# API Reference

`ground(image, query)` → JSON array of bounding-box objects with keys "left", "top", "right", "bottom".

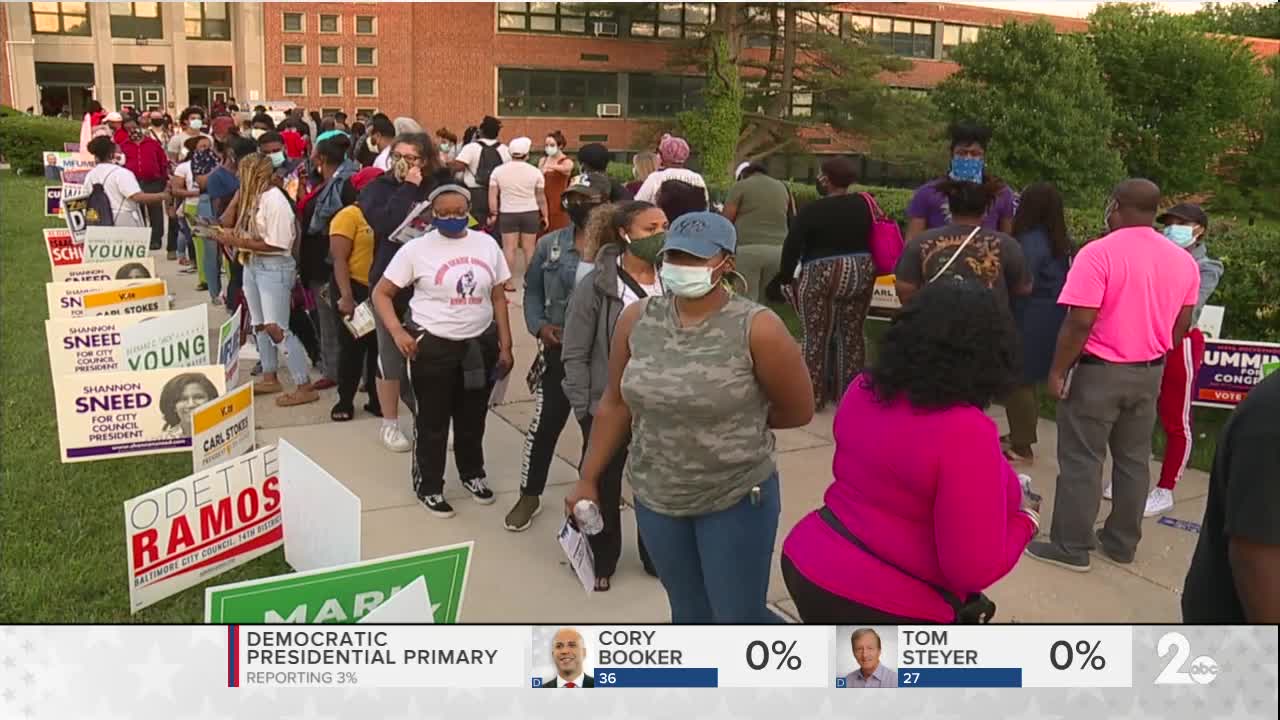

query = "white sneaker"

[
  {"left": 380, "top": 424, "right": 411, "bottom": 453},
  {"left": 1144, "top": 487, "right": 1174, "bottom": 517},
  {"left": 1102, "top": 483, "right": 1112, "bottom": 500}
]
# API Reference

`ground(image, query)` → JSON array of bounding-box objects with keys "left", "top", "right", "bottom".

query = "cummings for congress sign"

[
  {"left": 53, "top": 365, "right": 225, "bottom": 463},
  {"left": 125, "top": 444, "right": 283, "bottom": 613},
  {"left": 1194, "top": 339, "right": 1280, "bottom": 409}
]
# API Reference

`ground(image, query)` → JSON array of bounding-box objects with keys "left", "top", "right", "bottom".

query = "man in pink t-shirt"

[{"left": 1026, "top": 179, "right": 1199, "bottom": 572}]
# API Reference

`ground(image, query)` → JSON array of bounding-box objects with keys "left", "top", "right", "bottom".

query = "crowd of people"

[{"left": 73, "top": 96, "right": 1275, "bottom": 623}]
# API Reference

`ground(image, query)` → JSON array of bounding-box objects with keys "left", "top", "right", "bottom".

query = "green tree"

[
  {"left": 1188, "top": 1, "right": 1280, "bottom": 39},
  {"left": 1216, "top": 55, "right": 1280, "bottom": 219},
  {"left": 932, "top": 20, "right": 1123, "bottom": 203},
  {"left": 1088, "top": 3, "right": 1265, "bottom": 196}
]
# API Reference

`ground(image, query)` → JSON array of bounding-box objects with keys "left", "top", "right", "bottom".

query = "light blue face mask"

[
  {"left": 1162, "top": 224, "right": 1198, "bottom": 248},
  {"left": 268, "top": 150, "right": 286, "bottom": 168},
  {"left": 660, "top": 259, "right": 726, "bottom": 299},
  {"left": 949, "top": 155, "right": 985, "bottom": 184}
]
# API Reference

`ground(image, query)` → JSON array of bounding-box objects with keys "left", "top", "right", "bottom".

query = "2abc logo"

[{"left": 1154, "top": 631, "right": 1220, "bottom": 685}]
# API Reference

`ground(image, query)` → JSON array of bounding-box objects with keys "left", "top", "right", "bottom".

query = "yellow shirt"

[{"left": 329, "top": 204, "right": 375, "bottom": 286}]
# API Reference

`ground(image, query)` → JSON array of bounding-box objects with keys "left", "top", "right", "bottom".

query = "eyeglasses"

[{"left": 391, "top": 153, "right": 422, "bottom": 163}]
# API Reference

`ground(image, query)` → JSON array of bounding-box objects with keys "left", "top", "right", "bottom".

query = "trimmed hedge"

[{"left": 0, "top": 113, "right": 82, "bottom": 175}]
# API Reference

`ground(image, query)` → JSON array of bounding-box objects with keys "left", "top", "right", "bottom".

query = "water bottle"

[{"left": 573, "top": 499, "right": 604, "bottom": 536}]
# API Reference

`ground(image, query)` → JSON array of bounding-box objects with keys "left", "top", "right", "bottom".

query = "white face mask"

[
  {"left": 251, "top": 128, "right": 266, "bottom": 140},
  {"left": 545, "top": 145, "right": 559, "bottom": 156},
  {"left": 189, "top": 118, "right": 204, "bottom": 131}
]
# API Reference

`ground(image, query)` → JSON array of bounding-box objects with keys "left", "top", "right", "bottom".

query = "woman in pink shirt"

[{"left": 781, "top": 281, "right": 1040, "bottom": 623}]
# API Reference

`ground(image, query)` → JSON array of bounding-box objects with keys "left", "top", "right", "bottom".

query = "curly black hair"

[{"left": 863, "top": 282, "right": 1019, "bottom": 410}]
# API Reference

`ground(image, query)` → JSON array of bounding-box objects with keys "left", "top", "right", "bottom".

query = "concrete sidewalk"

[{"left": 173, "top": 253, "right": 1203, "bottom": 624}]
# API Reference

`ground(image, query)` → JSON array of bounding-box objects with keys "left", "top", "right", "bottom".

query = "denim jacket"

[
  {"left": 307, "top": 159, "right": 360, "bottom": 235},
  {"left": 523, "top": 226, "right": 581, "bottom": 337}
]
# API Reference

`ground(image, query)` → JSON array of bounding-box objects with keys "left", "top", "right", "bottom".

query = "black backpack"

[
  {"left": 474, "top": 142, "right": 504, "bottom": 188},
  {"left": 84, "top": 166, "right": 121, "bottom": 226}
]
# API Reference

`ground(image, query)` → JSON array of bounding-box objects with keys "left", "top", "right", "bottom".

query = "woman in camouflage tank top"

[{"left": 567, "top": 212, "right": 814, "bottom": 623}]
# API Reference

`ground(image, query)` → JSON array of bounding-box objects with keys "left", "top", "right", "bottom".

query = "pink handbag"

[{"left": 862, "top": 192, "right": 905, "bottom": 275}]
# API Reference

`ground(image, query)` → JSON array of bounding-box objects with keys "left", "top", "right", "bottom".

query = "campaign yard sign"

[
  {"left": 51, "top": 257, "right": 155, "bottom": 283},
  {"left": 218, "top": 307, "right": 243, "bottom": 387},
  {"left": 44, "top": 228, "right": 83, "bottom": 268},
  {"left": 60, "top": 186, "right": 92, "bottom": 244},
  {"left": 84, "top": 227, "right": 151, "bottom": 262},
  {"left": 45, "top": 313, "right": 164, "bottom": 377},
  {"left": 871, "top": 275, "right": 901, "bottom": 311},
  {"left": 125, "top": 445, "right": 283, "bottom": 613},
  {"left": 120, "top": 304, "right": 209, "bottom": 371},
  {"left": 191, "top": 383, "right": 255, "bottom": 472},
  {"left": 205, "top": 543, "right": 473, "bottom": 624},
  {"left": 356, "top": 577, "right": 436, "bottom": 623},
  {"left": 53, "top": 365, "right": 225, "bottom": 463},
  {"left": 1193, "top": 339, "right": 1280, "bottom": 409},
  {"left": 277, "top": 439, "right": 361, "bottom": 572},
  {"left": 45, "top": 185, "right": 64, "bottom": 216},
  {"left": 46, "top": 279, "right": 167, "bottom": 319}
]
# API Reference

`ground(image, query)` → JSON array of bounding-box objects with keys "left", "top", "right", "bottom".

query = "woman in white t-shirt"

[
  {"left": 216, "top": 153, "right": 319, "bottom": 408},
  {"left": 169, "top": 135, "right": 210, "bottom": 272},
  {"left": 487, "top": 136, "right": 548, "bottom": 286},
  {"left": 82, "top": 136, "right": 168, "bottom": 227},
  {"left": 373, "top": 183, "right": 515, "bottom": 519}
]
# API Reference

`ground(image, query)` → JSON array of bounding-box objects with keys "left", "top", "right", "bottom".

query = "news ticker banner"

[{"left": 0, "top": 626, "right": 1274, "bottom": 720}]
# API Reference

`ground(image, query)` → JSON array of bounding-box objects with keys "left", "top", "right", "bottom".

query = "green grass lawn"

[{"left": 0, "top": 171, "right": 290, "bottom": 622}]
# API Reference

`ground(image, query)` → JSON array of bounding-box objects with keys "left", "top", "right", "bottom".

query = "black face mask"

[
  {"left": 567, "top": 202, "right": 599, "bottom": 228},
  {"left": 150, "top": 118, "right": 164, "bottom": 127}
]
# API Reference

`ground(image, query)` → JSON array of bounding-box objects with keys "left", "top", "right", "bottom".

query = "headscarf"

[{"left": 658, "top": 134, "right": 691, "bottom": 165}]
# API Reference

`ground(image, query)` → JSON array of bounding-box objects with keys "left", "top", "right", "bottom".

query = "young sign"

[
  {"left": 45, "top": 313, "right": 163, "bottom": 377},
  {"left": 120, "top": 304, "right": 209, "bottom": 371},
  {"left": 205, "top": 543, "right": 473, "bottom": 624},
  {"left": 53, "top": 365, "right": 225, "bottom": 463},
  {"left": 191, "top": 383, "right": 255, "bottom": 472},
  {"left": 46, "top": 279, "right": 167, "bottom": 319},
  {"left": 50, "top": 257, "right": 155, "bottom": 284},
  {"left": 84, "top": 227, "right": 151, "bottom": 263},
  {"left": 44, "top": 228, "right": 83, "bottom": 268},
  {"left": 125, "top": 445, "right": 283, "bottom": 613},
  {"left": 1193, "top": 339, "right": 1280, "bottom": 409}
]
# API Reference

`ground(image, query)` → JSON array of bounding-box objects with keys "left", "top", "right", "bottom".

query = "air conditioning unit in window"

[
  {"left": 596, "top": 103, "right": 622, "bottom": 117},
  {"left": 593, "top": 21, "right": 619, "bottom": 36}
]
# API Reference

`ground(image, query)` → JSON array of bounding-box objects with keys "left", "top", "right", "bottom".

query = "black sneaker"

[
  {"left": 1093, "top": 529, "right": 1134, "bottom": 565},
  {"left": 1024, "top": 541, "right": 1091, "bottom": 572},
  {"left": 461, "top": 477, "right": 496, "bottom": 505},
  {"left": 418, "top": 494, "right": 455, "bottom": 518}
]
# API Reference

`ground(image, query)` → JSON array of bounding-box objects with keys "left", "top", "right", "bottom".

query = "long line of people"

[{"left": 81, "top": 100, "right": 1259, "bottom": 622}]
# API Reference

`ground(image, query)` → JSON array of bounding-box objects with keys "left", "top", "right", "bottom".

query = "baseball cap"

[
  {"left": 104, "top": 111, "right": 123, "bottom": 123},
  {"left": 564, "top": 171, "right": 610, "bottom": 201},
  {"left": 661, "top": 211, "right": 737, "bottom": 259},
  {"left": 1157, "top": 202, "right": 1209, "bottom": 230},
  {"left": 509, "top": 136, "right": 532, "bottom": 156}
]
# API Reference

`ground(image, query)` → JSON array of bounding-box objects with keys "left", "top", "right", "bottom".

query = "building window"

[
  {"left": 284, "top": 77, "right": 305, "bottom": 95},
  {"left": 942, "top": 24, "right": 982, "bottom": 59},
  {"left": 321, "top": 107, "right": 343, "bottom": 118},
  {"left": 869, "top": 17, "right": 934, "bottom": 58},
  {"left": 282, "top": 12, "right": 303, "bottom": 32},
  {"left": 629, "top": 3, "right": 713, "bottom": 39},
  {"left": 355, "top": 47, "right": 376, "bottom": 66},
  {"left": 283, "top": 45, "right": 304, "bottom": 64},
  {"left": 355, "top": 107, "right": 378, "bottom": 120},
  {"left": 355, "top": 15, "right": 375, "bottom": 34},
  {"left": 796, "top": 9, "right": 841, "bottom": 37},
  {"left": 30, "top": 2, "right": 91, "bottom": 35},
  {"left": 790, "top": 89, "right": 813, "bottom": 118},
  {"left": 498, "top": 68, "right": 619, "bottom": 117},
  {"left": 319, "top": 14, "right": 339, "bottom": 33},
  {"left": 627, "top": 73, "right": 705, "bottom": 117},
  {"left": 498, "top": 2, "right": 615, "bottom": 35},
  {"left": 320, "top": 46, "right": 340, "bottom": 65},
  {"left": 109, "top": 2, "right": 163, "bottom": 39},
  {"left": 320, "top": 77, "right": 341, "bottom": 96},
  {"left": 185, "top": 2, "right": 231, "bottom": 40},
  {"left": 356, "top": 78, "right": 377, "bottom": 97}
]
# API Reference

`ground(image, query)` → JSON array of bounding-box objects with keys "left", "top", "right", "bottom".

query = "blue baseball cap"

[{"left": 660, "top": 211, "right": 737, "bottom": 259}]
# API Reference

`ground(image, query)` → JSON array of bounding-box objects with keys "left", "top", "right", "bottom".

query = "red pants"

[{"left": 1156, "top": 328, "right": 1206, "bottom": 490}]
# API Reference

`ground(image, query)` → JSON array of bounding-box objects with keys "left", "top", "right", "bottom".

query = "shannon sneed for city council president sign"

[
  {"left": 45, "top": 313, "right": 164, "bottom": 377},
  {"left": 54, "top": 365, "right": 225, "bottom": 463},
  {"left": 51, "top": 257, "right": 155, "bottom": 283},
  {"left": 125, "top": 445, "right": 283, "bottom": 613}
]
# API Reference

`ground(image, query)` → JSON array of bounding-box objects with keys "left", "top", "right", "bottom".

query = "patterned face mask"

[{"left": 391, "top": 157, "right": 412, "bottom": 182}]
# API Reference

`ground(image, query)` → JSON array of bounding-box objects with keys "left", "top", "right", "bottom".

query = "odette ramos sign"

[
  {"left": 51, "top": 257, "right": 155, "bottom": 284},
  {"left": 53, "top": 365, "right": 225, "bottom": 463},
  {"left": 125, "top": 444, "right": 283, "bottom": 613},
  {"left": 45, "top": 313, "right": 164, "bottom": 377}
]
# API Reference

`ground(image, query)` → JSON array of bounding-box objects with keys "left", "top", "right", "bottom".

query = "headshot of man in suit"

[
  {"left": 845, "top": 628, "right": 897, "bottom": 688},
  {"left": 542, "top": 627, "right": 594, "bottom": 688}
]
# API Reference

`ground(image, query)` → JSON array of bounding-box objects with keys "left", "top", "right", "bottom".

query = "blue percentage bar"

[
  {"left": 899, "top": 668, "right": 1022, "bottom": 688},
  {"left": 595, "top": 667, "right": 718, "bottom": 688}
]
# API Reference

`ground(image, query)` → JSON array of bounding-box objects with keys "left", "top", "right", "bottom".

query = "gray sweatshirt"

[
  {"left": 1190, "top": 243, "right": 1224, "bottom": 325},
  {"left": 560, "top": 242, "right": 628, "bottom": 420}
]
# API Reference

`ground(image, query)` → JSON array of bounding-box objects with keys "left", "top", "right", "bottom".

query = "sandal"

[
  {"left": 276, "top": 388, "right": 320, "bottom": 407},
  {"left": 594, "top": 576, "right": 612, "bottom": 592},
  {"left": 1003, "top": 447, "right": 1035, "bottom": 466},
  {"left": 330, "top": 403, "right": 354, "bottom": 422},
  {"left": 254, "top": 379, "right": 283, "bottom": 395}
]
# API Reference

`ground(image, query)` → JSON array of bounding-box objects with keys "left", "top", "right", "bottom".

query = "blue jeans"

[
  {"left": 242, "top": 254, "right": 311, "bottom": 387},
  {"left": 203, "top": 228, "right": 224, "bottom": 300},
  {"left": 634, "top": 473, "right": 783, "bottom": 623}
]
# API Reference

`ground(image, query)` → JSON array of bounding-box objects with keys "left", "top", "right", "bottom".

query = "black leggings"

[
  {"left": 331, "top": 279, "right": 380, "bottom": 412},
  {"left": 780, "top": 554, "right": 937, "bottom": 624}
]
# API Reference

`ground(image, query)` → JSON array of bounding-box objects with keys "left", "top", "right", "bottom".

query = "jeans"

[
  {"left": 408, "top": 327, "right": 498, "bottom": 497},
  {"left": 309, "top": 278, "right": 341, "bottom": 382},
  {"left": 520, "top": 346, "right": 574, "bottom": 497},
  {"left": 203, "top": 229, "right": 224, "bottom": 300},
  {"left": 634, "top": 473, "right": 783, "bottom": 623},
  {"left": 243, "top": 254, "right": 311, "bottom": 387}
]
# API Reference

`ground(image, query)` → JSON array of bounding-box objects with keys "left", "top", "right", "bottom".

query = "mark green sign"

[{"left": 205, "top": 542, "right": 472, "bottom": 624}]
